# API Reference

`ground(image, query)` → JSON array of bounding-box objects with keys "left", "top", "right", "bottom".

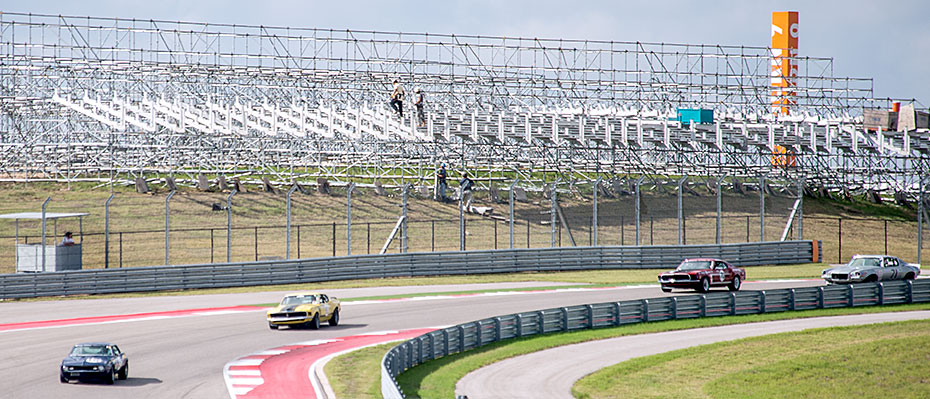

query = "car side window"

[
  {"left": 112, "top": 345, "right": 121, "bottom": 355},
  {"left": 320, "top": 295, "right": 328, "bottom": 303}
]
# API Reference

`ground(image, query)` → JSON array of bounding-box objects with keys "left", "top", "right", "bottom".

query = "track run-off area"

[{"left": 0, "top": 279, "right": 849, "bottom": 399}]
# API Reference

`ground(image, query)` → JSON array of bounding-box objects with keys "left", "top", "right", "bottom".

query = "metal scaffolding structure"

[{"left": 1, "top": 11, "right": 927, "bottom": 195}]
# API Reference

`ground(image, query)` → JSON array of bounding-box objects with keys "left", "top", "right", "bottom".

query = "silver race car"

[{"left": 822, "top": 255, "right": 920, "bottom": 284}]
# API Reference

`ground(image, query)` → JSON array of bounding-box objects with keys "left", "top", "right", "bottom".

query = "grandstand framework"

[{"left": 1, "top": 11, "right": 928, "bottom": 197}]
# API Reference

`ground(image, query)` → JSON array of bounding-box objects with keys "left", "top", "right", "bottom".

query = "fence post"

[
  {"left": 716, "top": 175, "right": 729, "bottom": 244},
  {"left": 165, "top": 190, "right": 175, "bottom": 266},
  {"left": 593, "top": 177, "right": 601, "bottom": 246},
  {"left": 285, "top": 184, "right": 297, "bottom": 260},
  {"left": 729, "top": 292, "right": 736, "bottom": 315},
  {"left": 458, "top": 183, "right": 465, "bottom": 251},
  {"left": 877, "top": 283, "right": 884, "bottom": 306},
  {"left": 838, "top": 218, "right": 842, "bottom": 263},
  {"left": 254, "top": 226, "right": 259, "bottom": 261},
  {"left": 884, "top": 220, "right": 888, "bottom": 255},
  {"left": 119, "top": 231, "right": 123, "bottom": 267},
  {"left": 515, "top": 314, "right": 523, "bottom": 337},
  {"left": 917, "top": 176, "right": 924, "bottom": 265},
  {"left": 847, "top": 285, "right": 855, "bottom": 307},
  {"left": 759, "top": 174, "right": 765, "bottom": 241},
  {"left": 402, "top": 184, "right": 410, "bottom": 253},
  {"left": 641, "top": 299, "right": 649, "bottom": 322},
  {"left": 759, "top": 291, "right": 767, "bottom": 313},
  {"left": 789, "top": 288, "right": 796, "bottom": 310},
  {"left": 797, "top": 175, "right": 804, "bottom": 240},
  {"left": 550, "top": 181, "right": 559, "bottom": 247},
  {"left": 332, "top": 222, "right": 336, "bottom": 256},
  {"left": 509, "top": 178, "right": 519, "bottom": 249},
  {"left": 635, "top": 177, "right": 644, "bottom": 245},
  {"left": 226, "top": 188, "right": 237, "bottom": 263},
  {"left": 41, "top": 197, "right": 50, "bottom": 272},
  {"left": 347, "top": 183, "right": 356, "bottom": 255},
  {"left": 614, "top": 302, "right": 622, "bottom": 326},
  {"left": 677, "top": 176, "right": 686, "bottom": 245},
  {"left": 670, "top": 297, "right": 678, "bottom": 319},
  {"left": 104, "top": 194, "right": 115, "bottom": 269}
]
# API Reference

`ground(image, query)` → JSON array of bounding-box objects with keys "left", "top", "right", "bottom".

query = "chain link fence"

[{"left": 0, "top": 179, "right": 925, "bottom": 274}]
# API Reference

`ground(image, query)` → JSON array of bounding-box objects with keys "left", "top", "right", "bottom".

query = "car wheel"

[
  {"left": 729, "top": 276, "right": 741, "bottom": 291},
  {"left": 105, "top": 368, "right": 116, "bottom": 385},
  {"left": 865, "top": 275, "right": 878, "bottom": 283},
  {"left": 118, "top": 362, "right": 128, "bottom": 380},
  {"left": 60, "top": 374, "right": 68, "bottom": 383},
  {"left": 904, "top": 273, "right": 916, "bottom": 280},
  {"left": 698, "top": 277, "right": 710, "bottom": 293},
  {"left": 268, "top": 323, "right": 279, "bottom": 330},
  {"left": 307, "top": 314, "right": 320, "bottom": 330},
  {"left": 661, "top": 286, "right": 672, "bottom": 293},
  {"left": 328, "top": 309, "right": 340, "bottom": 326}
]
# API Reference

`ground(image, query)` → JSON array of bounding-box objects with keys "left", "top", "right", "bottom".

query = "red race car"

[{"left": 658, "top": 258, "right": 745, "bottom": 293}]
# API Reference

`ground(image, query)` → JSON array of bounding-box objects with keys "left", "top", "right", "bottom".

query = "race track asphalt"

[{"left": 0, "top": 279, "right": 823, "bottom": 399}]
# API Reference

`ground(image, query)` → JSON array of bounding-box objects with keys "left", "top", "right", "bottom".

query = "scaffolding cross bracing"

[{"left": 1, "top": 11, "right": 927, "bottom": 196}]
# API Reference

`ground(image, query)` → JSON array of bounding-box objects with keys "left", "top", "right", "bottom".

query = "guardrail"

[
  {"left": 0, "top": 240, "right": 818, "bottom": 299},
  {"left": 381, "top": 278, "right": 930, "bottom": 399}
]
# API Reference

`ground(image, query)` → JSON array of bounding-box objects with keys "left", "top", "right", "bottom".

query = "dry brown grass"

[{"left": 0, "top": 181, "right": 923, "bottom": 274}]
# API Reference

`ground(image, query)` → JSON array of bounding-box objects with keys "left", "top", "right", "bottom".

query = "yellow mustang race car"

[{"left": 266, "top": 292, "right": 341, "bottom": 330}]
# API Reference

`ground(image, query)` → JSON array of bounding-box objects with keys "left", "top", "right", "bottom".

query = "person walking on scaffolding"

[
  {"left": 390, "top": 79, "right": 405, "bottom": 118},
  {"left": 414, "top": 87, "right": 426, "bottom": 127}
]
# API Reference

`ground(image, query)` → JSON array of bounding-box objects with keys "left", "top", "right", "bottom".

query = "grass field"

[
  {"left": 574, "top": 318, "right": 930, "bottom": 399},
  {"left": 388, "top": 303, "right": 930, "bottom": 399}
]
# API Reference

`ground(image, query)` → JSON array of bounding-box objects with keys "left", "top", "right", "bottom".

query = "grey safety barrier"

[
  {"left": 381, "top": 279, "right": 930, "bottom": 399},
  {"left": 0, "top": 240, "right": 819, "bottom": 299}
]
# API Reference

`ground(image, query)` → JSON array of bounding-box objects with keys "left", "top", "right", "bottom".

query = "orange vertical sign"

[{"left": 771, "top": 11, "right": 798, "bottom": 115}]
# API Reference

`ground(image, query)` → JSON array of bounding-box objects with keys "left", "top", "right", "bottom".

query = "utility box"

[
  {"left": 677, "top": 108, "right": 714, "bottom": 125},
  {"left": 896, "top": 104, "right": 930, "bottom": 132},
  {"left": 16, "top": 243, "right": 83, "bottom": 272},
  {"left": 863, "top": 109, "right": 898, "bottom": 131}
]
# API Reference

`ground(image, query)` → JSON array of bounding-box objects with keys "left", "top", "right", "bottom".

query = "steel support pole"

[
  {"left": 459, "top": 185, "right": 465, "bottom": 251},
  {"left": 509, "top": 178, "right": 520, "bottom": 249},
  {"left": 226, "top": 189, "right": 238, "bottom": 262},
  {"left": 759, "top": 175, "right": 766, "bottom": 242},
  {"left": 402, "top": 184, "right": 409, "bottom": 253},
  {"left": 677, "top": 176, "right": 687, "bottom": 245},
  {"left": 593, "top": 177, "right": 602, "bottom": 246},
  {"left": 797, "top": 175, "right": 804, "bottom": 240},
  {"left": 635, "top": 177, "right": 644, "bottom": 245},
  {"left": 165, "top": 190, "right": 175, "bottom": 265},
  {"left": 41, "top": 197, "right": 50, "bottom": 272},
  {"left": 716, "top": 175, "right": 728, "bottom": 244},
  {"left": 285, "top": 184, "right": 297, "bottom": 259},
  {"left": 550, "top": 181, "right": 558, "bottom": 247},
  {"left": 918, "top": 183, "right": 927, "bottom": 262},
  {"left": 347, "top": 183, "right": 356, "bottom": 255},
  {"left": 105, "top": 194, "right": 115, "bottom": 269}
]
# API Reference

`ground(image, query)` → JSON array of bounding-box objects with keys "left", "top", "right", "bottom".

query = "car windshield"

[
  {"left": 70, "top": 345, "right": 111, "bottom": 356},
  {"left": 676, "top": 260, "right": 711, "bottom": 271},
  {"left": 281, "top": 295, "right": 317, "bottom": 306},
  {"left": 848, "top": 257, "right": 881, "bottom": 268}
]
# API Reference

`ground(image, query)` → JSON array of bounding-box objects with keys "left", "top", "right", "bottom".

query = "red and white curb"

[
  {"left": 0, "top": 305, "right": 266, "bottom": 334},
  {"left": 223, "top": 328, "right": 438, "bottom": 399}
]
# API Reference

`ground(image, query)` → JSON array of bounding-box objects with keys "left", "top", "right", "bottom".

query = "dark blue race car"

[{"left": 60, "top": 343, "right": 129, "bottom": 384}]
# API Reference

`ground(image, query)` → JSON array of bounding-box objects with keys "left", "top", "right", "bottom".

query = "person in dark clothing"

[
  {"left": 390, "top": 79, "right": 405, "bottom": 118},
  {"left": 437, "top": 163, "right": 448, "bottom": 202}
]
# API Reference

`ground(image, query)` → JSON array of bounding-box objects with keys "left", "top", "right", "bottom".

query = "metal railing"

[
  {"left": 0, "top": 240, "right": 818, "bottom": 299},
  {"left": 381, "top": 279, "right": 930, "bottom": 399}
]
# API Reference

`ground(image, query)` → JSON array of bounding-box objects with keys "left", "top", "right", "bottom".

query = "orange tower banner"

[{"left": 771, "top": 11, "right": 798, "bottom": 115}]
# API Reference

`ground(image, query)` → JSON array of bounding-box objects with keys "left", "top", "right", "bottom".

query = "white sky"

[{"left": 5, "top": 0, "right": 929, "bottom": 106}]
